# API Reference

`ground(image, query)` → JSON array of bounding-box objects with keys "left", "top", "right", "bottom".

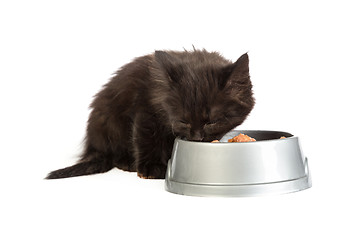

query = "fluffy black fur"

[{"left": 46, "top": 49, "right": 255, "bottom": 179}]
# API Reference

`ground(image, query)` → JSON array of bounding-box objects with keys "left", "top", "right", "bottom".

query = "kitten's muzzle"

[
  {"left": 188, "top": 130, "right": 204, "bottom": 142},
  {"left": 188, "top": 137, "right": 204, "bottom": 142}
]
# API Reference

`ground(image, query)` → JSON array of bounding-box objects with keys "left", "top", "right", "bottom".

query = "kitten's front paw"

[
  {"left": 137, "top": 164, "right": 166, "bottom": 179},
  {"left": 137, "top": 173, "right": 157, "bottom": 179}
]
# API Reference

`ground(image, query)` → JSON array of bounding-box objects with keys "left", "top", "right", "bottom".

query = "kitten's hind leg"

[{"left": 113, "top": 148, "right": 137, "bottom": 173}]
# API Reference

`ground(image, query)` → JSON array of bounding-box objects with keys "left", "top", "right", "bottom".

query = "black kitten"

[{"left": 46, "top": 49, "right": 255, "bottom": 179}]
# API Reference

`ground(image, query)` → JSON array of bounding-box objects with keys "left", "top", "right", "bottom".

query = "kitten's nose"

[
  {"left": 190, "top": 131, "right": 204, "bottom": 142},
  {"left": 190, "top": 137, "right": 204, "bottom": 142}
]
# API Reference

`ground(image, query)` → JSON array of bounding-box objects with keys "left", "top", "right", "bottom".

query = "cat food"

[
  {"left": 211, "top": 133, "right": 256, "bottom": 143},
  {"left": 211, "top": 134, "right": 286, "bottom": 143},
  {"left": 228, "top": 133, "right": 256, "bottom": 142}
]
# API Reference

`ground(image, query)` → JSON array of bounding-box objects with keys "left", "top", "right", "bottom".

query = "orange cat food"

[
  {"left": 228, "top": 133, "right": 256, "bottom": 142},
  {"left": 212, "top": 134, "right": 286, "bottom": 143}
]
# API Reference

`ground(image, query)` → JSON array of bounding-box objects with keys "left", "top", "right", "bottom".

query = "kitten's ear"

[
  {"left": 155, "top": 51, "right": 182, "bottom": 81},
  {"left": 230, "top": 53, "right": 249, "bottom": 79},
  {"left": 155, "top": 51, "right": 176, "bottom": 67},
  {"left": 220, "top": 53, "right": 250, "bottom": 88}
]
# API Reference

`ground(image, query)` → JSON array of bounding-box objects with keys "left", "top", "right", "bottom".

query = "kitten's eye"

[
  {"left": 204, "top": 123, "right": 215, "bottom": 128},
  {"left": 179, "top": 120, "right": 191, "bottom": 128},
  {"left": 203, "top": 119, "right": 224, "bottom": 132},
  {"left": 205, "top": 119, "right": 221, "bottom": 126},
  {"left": 203, "top": 121, "right": 218, "bottom": 130}
]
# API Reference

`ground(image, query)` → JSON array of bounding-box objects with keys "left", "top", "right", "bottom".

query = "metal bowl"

[{"left": 165, "top": 130, "right": 311, "bottom": 197}]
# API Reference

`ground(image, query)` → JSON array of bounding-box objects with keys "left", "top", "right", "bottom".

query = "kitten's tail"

[{"left": 45, "top": 158, "right": 113, "bottom": 179}]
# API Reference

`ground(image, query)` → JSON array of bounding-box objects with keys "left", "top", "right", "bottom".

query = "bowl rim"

[{"left": 177, "top": 129, "right": 296, "bottom": 144}]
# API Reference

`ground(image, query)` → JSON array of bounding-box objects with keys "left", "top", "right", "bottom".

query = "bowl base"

[{"left": 165, "top": 174, "right": 311, "bottom": 197}]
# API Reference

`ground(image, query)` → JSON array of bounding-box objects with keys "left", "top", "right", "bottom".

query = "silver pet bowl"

[{"left": 165, "top": 130, "right": 311, "bottom": 197}]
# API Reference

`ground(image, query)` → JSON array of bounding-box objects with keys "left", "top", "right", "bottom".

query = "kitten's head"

[{"left": 152, "top": 50, "right": 255, "bottom": 142}]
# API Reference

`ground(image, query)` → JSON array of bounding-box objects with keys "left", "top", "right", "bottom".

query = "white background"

[{"left": 1, "top": 0, "right": 359, "bottom": 239}]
